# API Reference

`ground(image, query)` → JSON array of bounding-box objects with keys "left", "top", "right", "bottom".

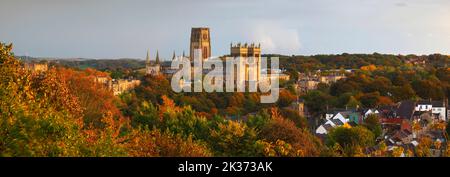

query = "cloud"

[{"left": 245, "top": 21, "right": 301, "bottom": 55}]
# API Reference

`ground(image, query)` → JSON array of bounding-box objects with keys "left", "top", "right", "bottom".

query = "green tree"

[
  {"left": 363, "top": 114, "right": 382, "bottom": 139},
  {"left": 209, "top": 120, "right": 259, "bottom": 156},
  {"left": 326, "top": 126, "right": 374, "bottom": 156}
]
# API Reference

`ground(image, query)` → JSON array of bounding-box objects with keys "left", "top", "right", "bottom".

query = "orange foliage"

[
  {"left": 377, "top": 96, "right": 394, "bottom": 106},
  {"left": 56, "top": 67, "right": 124, "bottom": 128},
  {"left": 259, "top": 110, "right": 323, "bottom": 156},
  {"left": 360, "top": 64, "right": 377, "bottom": 71}
]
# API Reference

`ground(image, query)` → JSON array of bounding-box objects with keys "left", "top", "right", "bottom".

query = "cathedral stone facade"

[
  {"left": 190, "top": 27, "right": 211, "bottom": 60},
  {"left": 230, "top": 42, "right": 261, "bottom": 82},
  {"left": 146, "top": 50, "right": 161, "bottom": 76}
]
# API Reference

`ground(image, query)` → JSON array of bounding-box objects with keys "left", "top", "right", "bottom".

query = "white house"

[
  {"left": 315, "top": 124, "right": 334, "bottom": 135},
  {"left": 415, "top": 101, "right": 432, "bottom": 112},
  {"left": 414, "top": 100, "right": 446, "bottom": 121},
  {"left": 332, "top": 112, "right": 349, "bottom": 124},
  {"left": 325, "top": 113, "right": 334, "bottom": 120},
  {"left": 316, "top": 112, "right": 348, "bottom": 135},
  {"left": 364, "top": 109, "right": 379, "bottom": 118},
  {"left": 315, "top": 125, "right": 327, "bottom": 134}
]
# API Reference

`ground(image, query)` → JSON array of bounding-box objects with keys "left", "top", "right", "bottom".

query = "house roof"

[
  {"left": 381, "top": 118, "right": 403, "bottom": 125},
  {"left": 331, "top": 119, "right": 344, "bottom": 126},
  {"left": 378, "top": 106, "right": 397, "bottom": 119},
  {"left": 431, "top": 101, "right": 444, "bottom": 107},
  {"left": 323, "top": 124, "right": 334, "bottom": 131},
  {"left": 348, "top": 121, "right": 358, "bottom": 127},
  {"left": 417, "top": 100, "right": 432, "bottom": 105},
  {"left": 396, "top": 100, "right": 415, "bottom": 120},
  {"left": 392, "top": 130, "right": 412, "bottom": 140}
]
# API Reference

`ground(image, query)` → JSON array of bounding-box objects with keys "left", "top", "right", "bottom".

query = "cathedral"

[
  {"left": 188, "top": 27, "right": 262, "bottom": 86},
  {"left": 146, "top": 50, "right": 161, "bottom": 76}
]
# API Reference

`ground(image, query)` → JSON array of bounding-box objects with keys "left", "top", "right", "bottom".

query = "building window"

[{"left": 203, "top": 34, "right": 208, "bottom": 40}]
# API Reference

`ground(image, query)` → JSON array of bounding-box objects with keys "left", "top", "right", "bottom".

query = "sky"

[{"left": 1, "top": 0, "right": 450, "bottom": 59}]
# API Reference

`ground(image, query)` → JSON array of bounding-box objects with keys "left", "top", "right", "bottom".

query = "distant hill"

[
  {"left": 16, "top": 53, "right": 449, "bottom": 72},
  {"left": 17, "top": 56, "right": 146, "bottom": 71}
]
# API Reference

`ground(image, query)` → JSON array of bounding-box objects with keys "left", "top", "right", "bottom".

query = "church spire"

[
  {"left": 172, "top": 51, "right": 176, "bottom": 60},
  {"left": 155, "top": 50, "right": 160, "bottom": 64},
  {"left": 182, "top": 50, "right": 186, "bottom": 58},
  {"left": 146, "top": 49, "right": 150, "bottom": 64}
]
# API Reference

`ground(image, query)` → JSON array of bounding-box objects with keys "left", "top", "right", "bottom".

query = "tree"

[
  {"left": 326, "top": 126, "right": 374, "bottom": 156},
  {"left": 259, "top": 110, "right": 323, "bottom": 156},
  {"left": 135, "top": 74, "right": 173, "bottom": 105},
  {"left": 359, "top": 92, "right": 380, "bottom": 108},
  {"left": 415, "top": 136, "right": 432, "bottom": 157},
  {"left": 277, "top": 89, "right": 296, "bottom": 107},
  {"left": 280, "top": 108, "right": 308, "bottom": 129},
  {"left": 255, "top": 139, "right": 303, "bottom": 157},
  {"left": 412, "top": 79, "right": 445, "bottom": 100},
  {"left": 363, "top": 114, "right": 382, "bottom": 139},
  {"left": 0, "top": 43, "right": 124, "bottom": 156},
  {"left": 125, "top": 128, "right": 211, "bottom": 157},
  {"left": 446, "top": 121, "right": 450, "bottom": 140},
  {"left": 209, "top": 120, "right": 259, "bottom": 156},
  {"left": 392, "top": 84, "right": 416, "bottom": 101},
  {"left": 302, "top": 90, "right": 335, "bottom": 116},
  {"left": 391, "top": 147, "right": 404, "bottom": 157},
  {"left": 366, "top": 76, "right": 392, "bottom": 96},
  {"left": 346, "top": 96, "right": 361, "bottom": 109},
  {"left": 56, "top": 67, "right": 124, "bottom": 128}
]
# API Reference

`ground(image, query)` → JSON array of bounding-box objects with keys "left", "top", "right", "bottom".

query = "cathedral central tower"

[{"left": 190, "top": 27, "right": 211, "bottom": 60}]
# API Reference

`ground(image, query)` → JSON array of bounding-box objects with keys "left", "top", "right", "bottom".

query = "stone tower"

[
  {"left": 230, "top": 43, "right": 261, "bottom": 82},
  {"left": 146, "top": 50, "right": 160, "bottom": 76},
  {"left": 190, "top": 27, "right": 211, "bottom": 60}
]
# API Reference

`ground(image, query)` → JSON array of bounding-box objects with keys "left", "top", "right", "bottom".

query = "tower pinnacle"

[
  {"left": 146, "top": 49, "right": 150, "bottom": 64},
  {"left": 155, "top": 50, "right": 160, "bottom": 64}
]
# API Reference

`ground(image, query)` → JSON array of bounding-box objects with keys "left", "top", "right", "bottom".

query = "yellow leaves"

[
  {"left": 258, "top": 139, "right": 301, "bottom": 157},
  {"left": 412, "top": 121, "right": 422, "bottom": 132},
  {"left": 342, "top": 122, "right": 352, "bottom": 129},
  {"left": 416, "top": 136, "right": 432, "bottom": 157},
  {"left": 430, "top": 121, "right": 446, "bottom": 131},
  {"left": 434, "top": 140, "right": 441, "bottom": 150},
  {"left": 214, "top": 120, "right": 245, "bottom": 138},
  {"left": 391, "top": 146, "right": 404, "bottom": 157},
  {"left": 125, "top": 129, "right": 211, "bottom": 157},
  {"left": 353, "top": 146, "right": 366, "bottom": 157},
  {"left": 445, "top": 143, "right": 450, "bottom": 157},
  {"left": 331, "top": 143, "right": 344, "bottom": 157}
]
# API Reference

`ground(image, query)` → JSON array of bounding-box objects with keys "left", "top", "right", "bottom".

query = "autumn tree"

[
  {"left": 326, "top": 126, "right": 374, "bottom": 157},
  {"left": 363, "top": 114, "right": 382, "bottom": 139},
  {"left": 125, "top": 128, "right": 211, "bottom": 157},
  {"left": 209, "top": 120, "right": 259, "bottom": 156},
  {"left": 259, "top": 109, "right": 323, "bottom": 156},
  {"left": 277, "top": 89, "right": 297, "bottom": 107},
  {"left": 1, "top": 43, "right": 124, "bottom": 156}
]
